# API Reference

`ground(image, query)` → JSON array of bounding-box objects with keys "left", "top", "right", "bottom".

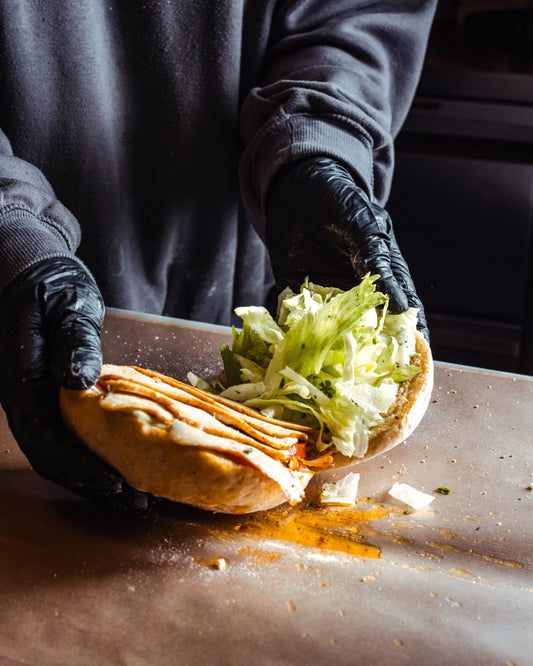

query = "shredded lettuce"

[{"left": 216, "top": 275, "right": 421, "bottom": 458}]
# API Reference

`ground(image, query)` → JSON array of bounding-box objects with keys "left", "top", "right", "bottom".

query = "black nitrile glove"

[
  {"left": 0, "top": 257, "right": 154, "bottom": 512},
  {"left": 265, "top": 157, "right": 429, "bottom": 340}
]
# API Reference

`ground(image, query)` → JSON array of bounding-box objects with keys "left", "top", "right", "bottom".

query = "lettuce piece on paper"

[
  {"left": 389, "top": 482, "right": 435, "bottom": 510},
  {"left": 321, "top": 472, "right": 361, "bottom": 506}
]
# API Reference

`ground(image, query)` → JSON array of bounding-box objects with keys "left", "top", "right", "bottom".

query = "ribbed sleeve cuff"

[
  {"left": 0, "top": 206, "right": 79, "bottom": 292},
  {"left": 239, "top": 114, "right": 375, "bottom": 237}
]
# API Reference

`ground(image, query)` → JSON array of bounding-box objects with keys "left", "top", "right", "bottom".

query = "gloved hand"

[
  {"left": 0, "top": 257, "right": 154, "bottom": 511},
  {"left": 265, "top": 157, "right": 429, "bottom": 340}
]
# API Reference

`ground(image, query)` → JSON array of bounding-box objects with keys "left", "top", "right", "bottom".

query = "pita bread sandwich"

[{"left": 60, "top": 276, "right": 433, "bottom": 513}]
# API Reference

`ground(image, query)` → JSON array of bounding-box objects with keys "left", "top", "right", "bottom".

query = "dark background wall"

[{"left": 388, "top": 0, "right": 533, "bottom": 374}]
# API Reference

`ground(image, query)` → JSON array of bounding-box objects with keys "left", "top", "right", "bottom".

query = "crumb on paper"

[
  {"left": 193, "top": 557, "right": 228, "bottom": 571},
  {"left": 388, "top": 482, "right": 435, "bottom": 510},
  {"left": 321, "top": 472, "right": 360, "bottom": 506}
]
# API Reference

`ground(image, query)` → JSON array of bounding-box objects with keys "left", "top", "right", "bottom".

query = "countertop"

[{"left": 0, "top": 309, "right": 532, "bottom": 666}]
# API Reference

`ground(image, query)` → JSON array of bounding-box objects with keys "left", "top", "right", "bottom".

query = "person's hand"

[
  {"left": 0, "top": 258, "right": 154, "bottom": 511},
  {"left": 265, "top": 157, "right": 428, "bottom": 340}
]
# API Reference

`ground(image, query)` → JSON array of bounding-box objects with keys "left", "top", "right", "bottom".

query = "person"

[{"left": 0, "top": 1, "right": 437, "bottom": 510}]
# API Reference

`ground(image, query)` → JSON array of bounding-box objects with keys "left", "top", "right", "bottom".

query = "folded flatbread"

[
  {"left": 60, "top": 332, "right": 432, "bottom": 513},
  {"left": 60, "top": 365, "right": 317, "bottom": 513}
]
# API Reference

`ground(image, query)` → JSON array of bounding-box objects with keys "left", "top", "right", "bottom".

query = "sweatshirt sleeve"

[
  {"left": 0, "top": 128, "right": 82, "bottom": 293},
  {"left": 239, "top": 0, "right": 437, "bottom": 233}
]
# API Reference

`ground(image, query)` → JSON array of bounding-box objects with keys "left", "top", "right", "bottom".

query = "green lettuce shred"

[{"left": 215, "top": 276, "right": 421, "bottom": 458}]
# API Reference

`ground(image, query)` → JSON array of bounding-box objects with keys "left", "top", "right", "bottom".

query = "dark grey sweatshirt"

[{"left": 0, "top": 0, "right": 436, "bottom": 325}]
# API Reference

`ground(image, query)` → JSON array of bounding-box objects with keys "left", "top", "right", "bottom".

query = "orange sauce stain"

[
  {"left": 171, "top": 491, "right": 409, "bottom": 560},
  {"left": 236, "top": 546, "right": 281, "bottom": 564},
  {"left": 222, "top": 501, "right": 398, "bottom": 559}
]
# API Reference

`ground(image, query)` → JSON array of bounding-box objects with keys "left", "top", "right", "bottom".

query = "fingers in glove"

[
  {"left": 339, "top": 195, "right": 408, "bottom": 312},
  {"left": 35, "top": 259, "right": 105, "bottom": 389},
  {"left": 6, "top": 371, "right": 121, "bottom": 494},
  {"left": 6, "top": 372, "right": 154, "bottom": 511},
  {"left": 266, "top": 156, "right": 430, "bottom": 339},
  {"left": 342, "top": 187, "right": 429, "bottom": 338},
  {"left": 2, "top": 258, "right": 105, "bottom": 389},
  {"left": 268, "top": 233, "right": 357, "bottom": 293},
  {"left": 52, "top": 312, "right": 103, "bottom": 389},
  {"left": 387, "top": 236, "right": 430, "bottom": 342}
]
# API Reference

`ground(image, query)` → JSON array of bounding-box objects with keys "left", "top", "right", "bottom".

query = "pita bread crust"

[
  {"left": 60, "top": 383, "right": 303, "bottom": 514},
  {"left": 332, "top": 330, "right": 434, "bottom": 468}
]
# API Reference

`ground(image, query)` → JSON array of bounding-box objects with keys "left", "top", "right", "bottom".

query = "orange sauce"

[{"left": 208, "top": 497, "right": 399, "bottom": 559}]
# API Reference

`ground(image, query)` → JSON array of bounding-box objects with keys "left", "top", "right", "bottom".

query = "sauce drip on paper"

[
  {"left": 233, "top": 503, "right": 391, "bottom": 559},
  {"left": 207, "top": 495, "right": 400, "bottom": 559}
]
